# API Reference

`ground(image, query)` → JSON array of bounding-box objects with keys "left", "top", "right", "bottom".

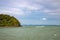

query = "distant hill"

[{"left": 0, "top": 14, "right": 21, "bottom": 27}]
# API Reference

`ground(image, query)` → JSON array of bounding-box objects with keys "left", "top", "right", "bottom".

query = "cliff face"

[{"left": 0, "top": 14, "right": 21, "bottom": 27}]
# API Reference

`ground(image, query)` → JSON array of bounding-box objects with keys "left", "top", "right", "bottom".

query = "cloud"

[
  {"left": 42, "top": 8, "right": 60, "bottom": 16},
  {"left": 0, "top": 0, "right": 60, "bottom": 25},
  {"left": 42, "top": 0, "right": 60, "bottom": 15},
  {"left": 12, "top": 2, "right": 42, "bottom": 10},
  {"left": 30, "top": 0, "right": 60, "bottom": 16},
  {"left": 0, "top": 0, "right": 60, "bottom": 17},
  {"left": 42, "top": 18, "right": 47, "bottom": 21},
  {"left": 0, "top": 8, "right": 24, "bottom": 16}
]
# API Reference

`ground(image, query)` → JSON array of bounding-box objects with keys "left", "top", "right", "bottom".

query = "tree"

[{"left": 0, "top": 14, "right": 21, "bottom": 27}]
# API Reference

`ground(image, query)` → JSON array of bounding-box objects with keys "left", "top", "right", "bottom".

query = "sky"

[{"left": 0, "top": 0, "right": 60, "bottom": 25}]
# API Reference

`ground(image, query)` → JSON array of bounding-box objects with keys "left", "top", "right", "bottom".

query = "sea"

[{"left": 0, "top": 25, "right": 60, "bottom": 40}]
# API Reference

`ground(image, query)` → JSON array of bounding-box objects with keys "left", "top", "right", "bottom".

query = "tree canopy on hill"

[{"left": 0, "top": 14, "right": 21, "bottom": 27}]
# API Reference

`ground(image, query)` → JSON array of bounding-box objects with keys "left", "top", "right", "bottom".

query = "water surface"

[{"left": 0, "top": 26, "right": 60, "bottom": 40}]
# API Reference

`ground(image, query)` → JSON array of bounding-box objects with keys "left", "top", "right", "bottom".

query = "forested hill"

[{"left": 0, "top": 14, "right": 21, "bottom": 27}]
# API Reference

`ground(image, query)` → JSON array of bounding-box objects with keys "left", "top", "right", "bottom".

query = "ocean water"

[{"left": 0, "top": 25, "right": 60, "bottom": 40}]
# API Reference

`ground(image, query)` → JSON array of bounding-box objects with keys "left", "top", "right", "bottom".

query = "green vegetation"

[{"left": 0, "top": 14, "right": 21, "bottom": 27}]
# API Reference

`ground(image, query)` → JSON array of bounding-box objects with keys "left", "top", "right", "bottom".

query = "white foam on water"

[
  {"left": 54, "top": 34, "right": 57, "bottom": 36},
  {"left": 36, "top": 26, "right": 45, "bottom": 28},
  {"left": 41, "top": 26, "right": 45, "bottom": 27},
  {"left": 36, "top": 26, "right": 40, "bottom": 28}
]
